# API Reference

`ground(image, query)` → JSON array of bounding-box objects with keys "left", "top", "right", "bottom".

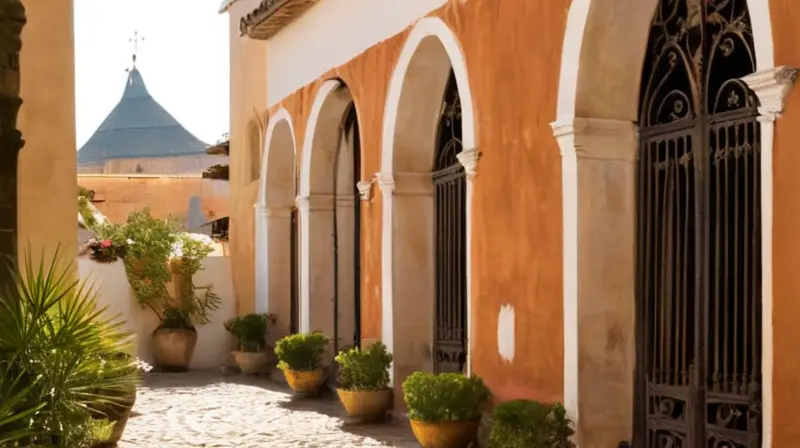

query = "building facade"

[{"left": 222, "top": 0, "right": 800, "bottom": 446}]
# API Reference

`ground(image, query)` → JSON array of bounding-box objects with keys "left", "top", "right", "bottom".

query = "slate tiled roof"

[{"left": 77, "top": 68, "right": 209, "bottom": 164}]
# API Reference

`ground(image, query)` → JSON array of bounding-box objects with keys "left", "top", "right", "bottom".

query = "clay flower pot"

[
  {"left": 152, "top": 327, "right": 197, "bottom": 371},
  {"left": 283, "top": 368, "right": 325, "bottom": 396},
  {"left": 409, "top": 419, "right": 481, "bottom": 448},
  {"left": 90, "top": 388, "right": 137, "bottom": 447},
  {"left": 232, "top": 350, "right": 267, "bottom": 374},
  {"left": 336, "top": 388, "right": 393, "bottom": 423}
]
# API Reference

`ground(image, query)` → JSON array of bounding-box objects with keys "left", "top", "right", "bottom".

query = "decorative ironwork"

[
  {"left": 0, "top": 0, "right": 26, "bottom": 276},
  {"left": 433, "top": 71, "right": 467, "bottom": 374},
  {"left": 636, "top": 1, "right": 762, "bottom": 447}
]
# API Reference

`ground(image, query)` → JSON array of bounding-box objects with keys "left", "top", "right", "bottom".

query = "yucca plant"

[{"left": 0, "top": 248, "right": 141, "bottom": 447}]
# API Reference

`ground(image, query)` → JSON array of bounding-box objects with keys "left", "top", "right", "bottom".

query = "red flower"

[{"left": 100, "top": 240, "right": 112, "bottom": 248}]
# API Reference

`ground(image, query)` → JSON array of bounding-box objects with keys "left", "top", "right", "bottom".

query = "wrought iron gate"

[
  {"left": 433, "top": 71, "right": 467, "bottom": 373},
  {"left": 290, "top": 208, "right": 299, "bottom": 334},
  {"left": 635, "top": 1, "right": 762, "bottom": 447}
]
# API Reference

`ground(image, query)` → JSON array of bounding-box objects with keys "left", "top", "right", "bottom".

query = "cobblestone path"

[{"left": 119, "top": 371, "right": 419, "bottom": 448}]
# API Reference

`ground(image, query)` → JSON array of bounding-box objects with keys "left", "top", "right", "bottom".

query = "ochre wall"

[
  {"left": 77, "top": 176, "right": 229, "bottom": 226},
  {"left": 228, "top": 0, "right": 268, "bottom": 314},
  {"left": 255, "top": 0, "right": 567, "bottom": 403},
  {"left": 767, "top": 0, "right": 800, "bottom": 444},
  {"left": 17, "top": 0, "right": 77, "bottom": 262}
]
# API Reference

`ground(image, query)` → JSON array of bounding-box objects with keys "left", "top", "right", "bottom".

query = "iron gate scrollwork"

[
  {"left": 635, "top": 0, "right": 762, "bottom": 447},
  {"left": 433, "top": 71, "right": 467, "bottom": 374}
]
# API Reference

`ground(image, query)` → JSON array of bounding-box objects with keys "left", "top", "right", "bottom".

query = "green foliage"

[
  {"left": 488, "top": 400, "right": 575, "bottom": 448},
  {"left": 402, "top": 372, "right": 490, "bottom": 423},
  {"left": 275, "top": 332, "right": 328, "bottom": 371},
  {"left": 224, "top": 313, "right": 273, "bottom": 352},
  {"left": 109, "top": 209, "right": 218, "bottom": 329},
  {"left": 334, "top": 341, "right": 392, "bottom": 391},
  {"left": 0, "top": 248, "right": 140, "bottom": 447}
]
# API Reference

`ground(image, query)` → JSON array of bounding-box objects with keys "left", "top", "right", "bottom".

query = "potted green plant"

[
  {"left": 334, "top": 341, "right": 393, "bottom": 422},
  {"left": 111, "top": 209, "right": 221, "bottom": 371},
  {"left": 487, "top": 400, "right": 575, "bottom": 448},
  {"left": 89, "top": 355, "right": 153, "bottom": 447},
  {"left": 275, "top": 332, "right": 328, "bottom": 396},
  {"left": 403, "top": 372, "right": 490, "bottom": 448},
  {"left": 224, "top": 313, "right": 274, "bottom": 374}
]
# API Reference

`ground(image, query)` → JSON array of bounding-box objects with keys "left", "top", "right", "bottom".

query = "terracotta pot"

[
  {"left": 336, "top": 388, "right": 392, "bottom": 423},
  {"left": 152, "top": 327, "right": 197, "bottom": 371},
  {"left": 409, "top": 419, "right": 481, "bottom": 448},
  {"left": 90, "top": 388, "right": 136, "bottom": 447},
  {"left": 232, "top": 350, "right": 267, "bottom": 374},
  {"left": 283, "top": 368, "right": 325, "bottom": 396}
]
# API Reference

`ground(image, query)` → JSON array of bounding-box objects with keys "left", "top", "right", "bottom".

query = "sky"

[{"left": 74, "top": 0, "right": 230, "bottom": 148}]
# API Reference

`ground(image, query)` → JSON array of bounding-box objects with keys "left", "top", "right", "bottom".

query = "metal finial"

[{"left": 129, "top": 31, "right": 144, "bottom": 68}]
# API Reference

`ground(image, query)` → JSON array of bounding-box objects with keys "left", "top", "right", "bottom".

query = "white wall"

[
  {"left": 266, "top": 0, "right": 446, "bottom": 106},
  {"left": 78, "top": 254, "right": 238, "bottom": 369}
]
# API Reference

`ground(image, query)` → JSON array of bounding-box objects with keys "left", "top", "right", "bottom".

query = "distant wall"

[
  {"left": 77, "top": 175, "right": 230, "bottom": 226},
  {"left": 78, "top": 253, "right": 238, "bottom": 369},
  {"left": 77, "top": 154, "right": 229, "bottom": 175}
]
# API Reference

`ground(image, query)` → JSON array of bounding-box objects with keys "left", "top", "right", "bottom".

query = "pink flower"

[{"left": 100, "top": 240, "right": 112, "bottom": 248}]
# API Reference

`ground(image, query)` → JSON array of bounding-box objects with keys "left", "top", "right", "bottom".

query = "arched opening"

[
  {"left": 299, "top": 80, "right": 362, "bottom": 357},
  {"left": 552, "top": 0, "right": 775, "bottom": 445},
  {"left": 258, "top": 111, "right": 298, "bottom": 340},
  {"left": 635, "top": 1, "right": 761, "bottom": 446},
  {"left": 380, "top": 18, "right": 476, "bottom": 390}
]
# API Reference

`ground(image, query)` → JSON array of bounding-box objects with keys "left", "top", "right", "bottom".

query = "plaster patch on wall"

[{"left": 497, "top": 304, "right": 515, "bottom": 363}]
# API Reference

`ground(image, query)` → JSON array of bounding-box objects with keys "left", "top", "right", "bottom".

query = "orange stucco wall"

[
  {"left": 78, "top": 175, "right": 230, "bottom": 227},
  {"left": 247, "top": 0, "right": 568, "bottom": 403},
  {"left": 17, "top": 0, "right": 77, "bottom": 262},
  {"left": 768, "top": 0, "right": 800, "bottom": 444}
]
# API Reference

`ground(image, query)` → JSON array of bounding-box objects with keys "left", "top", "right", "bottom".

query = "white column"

[
  {"left": 456, "top": 147, "right": 480, "bottom": 377},
  {"left": 376, "top": 172, "right": 395, "bottom": 384},
  {"left": 296, "top": 195, "right": 312, "bottom": 333},
  {"left": 742, "top": 65, "right": 798, "bottom": 448},
  {"left": 552, "top": 117, "right": 639, "bottom": 448},
  {"left": 253, "top": 203, "right": 268, "bottom": 313}
]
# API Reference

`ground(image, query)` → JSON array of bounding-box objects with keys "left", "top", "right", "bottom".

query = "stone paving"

[{"left": 119, "top": 371, "right": 419, "bottom": 448}]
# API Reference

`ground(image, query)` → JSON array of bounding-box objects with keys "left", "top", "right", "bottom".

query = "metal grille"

[
  {"left": 635, "top": 1, "right": 762, "bottom": 447},
  {"left": 433, "top": 71, "right": 467, "bottom": 374}
]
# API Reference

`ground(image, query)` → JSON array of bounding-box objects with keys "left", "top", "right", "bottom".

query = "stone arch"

[
  {"left": 254, "top": 108, "right": 297, "bottom": 341},
  {"left": 379, "top": 16, "right": 478, "bottom": 387},
  {"left": 298, "top": 79, "right": 363, "bottom": 354},
  {"left": 552, "top": 1, "right": 777, "bottom": 446}
]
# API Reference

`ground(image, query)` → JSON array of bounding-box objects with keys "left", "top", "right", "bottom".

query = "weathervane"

[{"left": 129, "top": 31, "right": 144, "bottom": 68}]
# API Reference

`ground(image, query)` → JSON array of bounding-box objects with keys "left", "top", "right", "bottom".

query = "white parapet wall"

[{"left": 77, "top": 253, "right": 238, "bottom": 369}]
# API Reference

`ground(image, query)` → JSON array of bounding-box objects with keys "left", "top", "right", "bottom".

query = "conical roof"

[{"left": 77, "top": 68, "right": 209, "bottom": 163}]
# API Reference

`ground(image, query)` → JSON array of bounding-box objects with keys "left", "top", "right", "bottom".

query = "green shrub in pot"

[
  {"left": 334, "top": 342, "right": 393, "bottom": 422},
  {"left": 275, "top": 332, "right": 329, "bottom": 395},
  {"left": 403, "top": 372, "right": 490, "bottom": 448},
  {"left": 488, "top": 400, "right": 575, "bottom": 448},
  {"left": 224, "top": 313, "right": 274, "bottom": 374}
]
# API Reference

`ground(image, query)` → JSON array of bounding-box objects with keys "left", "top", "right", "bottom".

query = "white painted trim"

[
  {"left": 380, "top": 17, "right": 476, "bottom": 375},
  {"left": 255, "top": 108, "right": 296, "bottom": 319},
  {"left": 555, "top": 1, "right": 776, "bottom": 445},
  {"left": 299, "top": 79, "right": 344, "bottom": 198}
]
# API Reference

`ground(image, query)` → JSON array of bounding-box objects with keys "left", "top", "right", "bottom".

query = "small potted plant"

[
  {"left": 334, "top": 341, "right": 393, "bottom": 422},
  {"left": 403, "top": 372, "right": 490, "bottom": 448},
  {"left": 86, "top": 237, "right": 126, "bottom": 263},
  {"left": 224, "top": 313, "right": 274, "bottom": 374},
  {"left": 275, "top": 332, "right": 328, "bottom": 396},
  {"left": 487, "top": 400, "right": 575, "bottom": 448}
]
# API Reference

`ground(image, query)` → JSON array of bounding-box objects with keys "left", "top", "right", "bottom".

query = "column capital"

[
  {"left": 551, "top": 117, "right": 638, "bottom": 161},
  {"left": 742, "top": 66, "right": 799, "bottom": 121},
  {"left": 375, "top": 172, "right": 394, "bottom": 195},
  {"left": 375, "top": 172, "right": 433, "bottom": 196},
  {"left": 456, "top": 147, "right": 481, "bottom": 178},
  {"left": 253, "top": 202, "right": 268, "bottom": 216},
  {"left": 357, "top": 179, "right": 374, "bottom": 201}
]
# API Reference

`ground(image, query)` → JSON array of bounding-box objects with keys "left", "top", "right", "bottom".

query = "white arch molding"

[
  {"left": 553, "top": 0, "right": 781, "bottom": 447},
  {"left": 379, "top": 16, "right": 478, "bottom": 384},
  {"left": 254, "top": 108, "right": 296, "bottom": 319}
]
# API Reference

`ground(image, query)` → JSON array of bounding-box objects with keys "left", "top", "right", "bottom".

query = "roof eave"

[{"left": 218, "top": 0, "right": 240, "bottom": 14}]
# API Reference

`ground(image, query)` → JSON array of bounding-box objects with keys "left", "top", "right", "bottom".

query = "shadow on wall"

[{"left": 77, "top": 254, "right": 238, "bottom": 369}]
